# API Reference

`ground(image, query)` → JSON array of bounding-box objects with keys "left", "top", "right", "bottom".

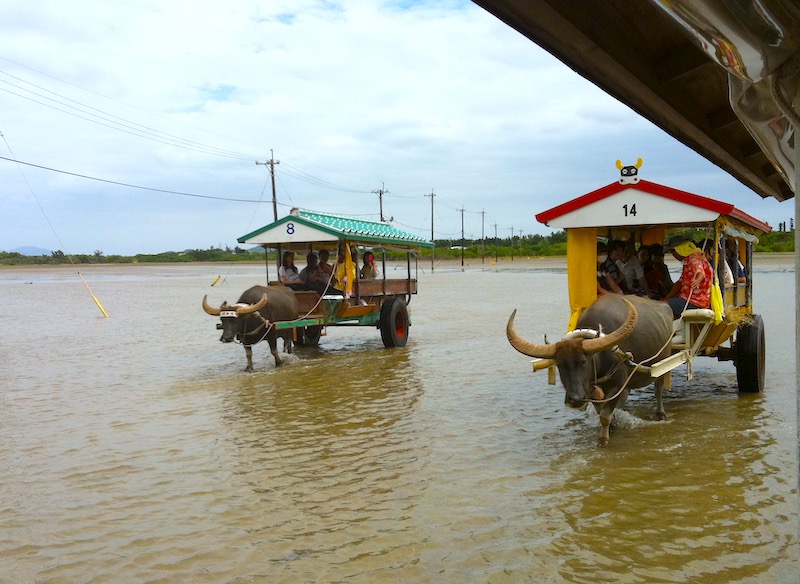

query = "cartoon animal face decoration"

[{"left": 616, "top": 157, "right": 643, "bottom": 184}]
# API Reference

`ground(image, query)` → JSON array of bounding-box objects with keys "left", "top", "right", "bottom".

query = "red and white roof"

[{"left": 536, "top": 180, "right": 771, "bottom": 233}]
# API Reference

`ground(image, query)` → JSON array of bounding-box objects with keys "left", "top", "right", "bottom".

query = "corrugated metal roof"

[
  {"left": 237, "top": 209, "right": 433, "bottom": 248},
  {"left": 296, "top": 210, "right": 425, "bottom": 242}
]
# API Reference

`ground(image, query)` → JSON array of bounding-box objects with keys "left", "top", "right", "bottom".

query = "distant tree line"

[
  {"left": 0, "top": 245, "right": 263, "bottom": 266},
  {"left": 0, "top": 229, "right": 794, "bottom": 266}
]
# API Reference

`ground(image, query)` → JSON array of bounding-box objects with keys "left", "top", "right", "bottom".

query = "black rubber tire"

[
  {"left": 735, "top": 314, "right": 765, "bottom": 393},
  {"left": 379, "top": 298, "right": 409, "bottom": 348}
]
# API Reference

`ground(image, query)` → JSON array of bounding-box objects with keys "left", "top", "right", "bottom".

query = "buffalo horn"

[
  {"left": 235, "top": 293, "right": 268, "bottom": 315},
  {"left": 581, "top": 297, "right": 638, "bottom": 354},
  {"left": 506, "top": 309, "right": 558, "bottom": 359},
  {"left": 202, "top": 295, "right": 222, "bottom": 316}
]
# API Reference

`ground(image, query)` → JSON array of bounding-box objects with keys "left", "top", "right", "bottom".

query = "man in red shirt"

[{"left": 663, "top": 235, "right": 713, "bottom": 319}]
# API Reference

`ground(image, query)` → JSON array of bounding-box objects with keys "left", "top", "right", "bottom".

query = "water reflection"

[
  {"left": 216, "top": 347, "right": 428, "bottom": 570},
  {"left": 531, "top": 372, "right": 795, "bottom": 583}
]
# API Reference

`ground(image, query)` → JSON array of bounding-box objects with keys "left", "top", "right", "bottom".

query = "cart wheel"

[
  {"left": 735, "top": 314, "right": 765, "bottom": 393},
  {"left": 380, "top": 298, "right": 409, "bottom": 348},
  {"left": 301, "top": 325, "right": 323, "bottom": 347}
]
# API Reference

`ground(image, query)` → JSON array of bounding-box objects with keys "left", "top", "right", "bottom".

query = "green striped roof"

[{"left": 238, "top": 209, "right": 433, "bottom": 248}]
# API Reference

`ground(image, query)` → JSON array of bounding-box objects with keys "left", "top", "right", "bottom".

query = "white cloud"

[{"left": 0, "top": 0, "right": 791, "bottom": 254}]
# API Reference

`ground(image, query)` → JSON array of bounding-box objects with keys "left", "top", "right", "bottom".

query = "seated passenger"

[
  {"left": 617, "top": 240, "right": 650, "bottom": 297},
  {"left": 663, "top": 235, "right": 713, "bottom": 319},
  {"left": 278, "top": 251, "right": 305, "bottom": 291},
  {"left": 725, "top": 240, "right": 747, "bottom": 283},
  {"left": 360, "top": 251, "right": 380, "bottom": 279},
  {"left": 638, "top": 245, "right": 660, "bottom": 299},
  {"left": 647, "top": 244, "right": 673, "bottom": 298},
  {"left": 299, "top": 252, "right": 329, "bottom": 295},
  {"left": 318, "top": 249, "right": 334, "bottom": 278},
  {"left": 334, "top": 247, "right": 357, "bottom": 297},
  {"left": 600, "top": 240, "right": 627, "bottom": 294},
  {"left": 597, "top": 241, "right": 622, "bottom": 295}
]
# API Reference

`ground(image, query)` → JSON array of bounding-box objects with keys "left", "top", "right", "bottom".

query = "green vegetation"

[
  {"left": 421, "top": 231, "right": 568, "bottom": 260},
  {"left": 1, "top": 229, "right": 793, "bottom": 266},
  {"left": 0, "top": 245, "right": 267, "bottom": 266},
  {"left": 754, "top": 229, "right": 795, "bottom": 252}
]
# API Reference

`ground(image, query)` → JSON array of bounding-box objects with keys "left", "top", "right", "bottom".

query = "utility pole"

[
  {"left": 493, "top": 223, "right": 498, "bottom": 264},
  {"left": 256, "top": 150, "right": 280, "bottom": 222},
  {"left": 256, "top": 150, "right": 280, "bottom": 274},
  {"left": 480, "top": 209, "right": 486, "bottom": 264},
  {"left": 425, "top": 190, "right": 436, "bottom": 273},
  {"left": 460, "top": 206, "right": 465, "bottom": 271},
  {"left": 509, "top": 226, "right": 514, "bottom": 261},
  {"left": 372, "top": 182, "right": 389, "bottom": 222}
]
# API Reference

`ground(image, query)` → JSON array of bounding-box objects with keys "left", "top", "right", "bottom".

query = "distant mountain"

[{"left": 9, "top": 246, "right": 52, "bottom": 256}]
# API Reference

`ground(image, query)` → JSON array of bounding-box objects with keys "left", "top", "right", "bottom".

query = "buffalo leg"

[
  {"left": 267, "top": 333, "right": 283, "bottom": 367},
  {"left": 598, "top": 411, "right": 612, "bottom": 446},
  {"left": 244, "top": 346, "right": 254, "bottom": 372},
  {"left": 654, "top": 377, "right": 667, "bottom": 421}
]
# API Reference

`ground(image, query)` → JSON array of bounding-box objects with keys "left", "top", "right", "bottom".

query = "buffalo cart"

[
  {"left": 237, "top": 208, "right": 433, "bottom": 348},
  {"left": 533, "top": 168, "right": 771, "bottom": 393}
]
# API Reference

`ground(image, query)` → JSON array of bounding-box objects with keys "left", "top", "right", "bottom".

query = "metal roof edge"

[
  {"left": 238, "top": 211, "right": 433, "bottom": 247},
  {"left": 535, "top": 178, "right": 770, "bottom": 233}
]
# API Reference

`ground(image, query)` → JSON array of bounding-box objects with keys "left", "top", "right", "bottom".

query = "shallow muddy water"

[{"left": 1, "top": 259, "right": 797, "bottom": 583}]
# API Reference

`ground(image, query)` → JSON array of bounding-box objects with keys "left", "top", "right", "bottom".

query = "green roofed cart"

[{"left": 237, "top": 208, "right": 434, "bottom": 348}]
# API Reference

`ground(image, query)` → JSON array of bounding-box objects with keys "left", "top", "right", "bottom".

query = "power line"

[
  {"left": 0, "top": 155, "right": 266, "bottom": 202},
  {"left": 0, "top": 56, "right": 269, "bottom": 154},
  {"left": 0, "top": 77, "right": 260, "bottom": 161}
]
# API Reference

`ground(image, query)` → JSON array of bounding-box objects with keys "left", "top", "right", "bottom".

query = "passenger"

[
  {"left": 725, "top": 240, "right": 747, "bottom": 283},
  {"left": 597, "top": 241, "right": 623, "bottom": 295},
  {"left": 703, "top": 240, "right": 734, "bottom": 285},
  {"left": 638, "top": 245, "right": 660, "bottom": 299},
  {"left": 663, "top": 235, "right": 713, "bottom": 319},
  {"left": 600, "top": 240, "right": 627, "bottom": 294},
  {"left": 318, "top": 249, "right": 334, "bottom": 278},
  {"left": 617, "top": 240, "right": 650, "bottom": 297},
  {"left": 360, "top": 251, "right": 380, "bottom": 279},
  {"left": 597, "top": 242, "right": 609, "bottom": 295},
  {"left": 299, "top": 252, "right": 329, "bottom": 295},
  {"left": 648, "top": 244, "right": 673, "bottom": 298},
  {"left": 278, "top": 251, "right": 305, "bottom": 291},
  {"left": 334, "top": 247, "right": 357, "bottom": 296}
]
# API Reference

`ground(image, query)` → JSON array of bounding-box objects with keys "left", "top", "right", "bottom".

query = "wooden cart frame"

[
  {"left": 237, "top": 209, "right": 433, "bottom": 348},
  {"left": 535, "top": 176, "right": 771, "bottom": 392}
]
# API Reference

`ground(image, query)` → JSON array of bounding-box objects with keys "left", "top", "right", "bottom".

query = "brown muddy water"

[{"left": 1, "top": 259, "right": 797, "bottom": 583}]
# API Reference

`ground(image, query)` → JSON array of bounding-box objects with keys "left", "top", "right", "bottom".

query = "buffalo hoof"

[{"left": 655, "top": 411, "right": 667, "bottom": 421}]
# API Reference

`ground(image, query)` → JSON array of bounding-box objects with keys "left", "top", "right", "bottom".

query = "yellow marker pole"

[
  {"left": 211, "top": 275, "right": 221, "bottom": 286},
  {"left": 78, "top": 272, "right": 109, "bottom": 318}
]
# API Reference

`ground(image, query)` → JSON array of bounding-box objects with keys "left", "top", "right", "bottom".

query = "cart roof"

[
  {"left": 536, "top": 179, "right": 771, "bottom": 234},
  {"left": 238, "top": 209, "right": 434, "bottom": 249}
]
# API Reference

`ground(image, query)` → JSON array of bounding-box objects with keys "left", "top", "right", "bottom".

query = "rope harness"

[
  {"left": 232, "top": 311, "right": 275, "bottom": 346},
  {"left": 229, "top": 266, "right": 343, "bottom": 347},
  {"left": 561, "top": 326, "right": 667, "bottom": 405}
]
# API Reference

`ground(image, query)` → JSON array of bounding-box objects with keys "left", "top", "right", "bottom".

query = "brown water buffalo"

[
  {"left": 507, "top": 295, "right": 674, "bottom": 445},
  {"left": 203, "top": 284, "right": 299, "bottom": 371}
]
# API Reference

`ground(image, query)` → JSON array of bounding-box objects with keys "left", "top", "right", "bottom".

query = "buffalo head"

[
  {"left": 202, "top": 293, "right": 269, "bottom": 343},
  {"left": 506, "top": 298, "right": 638, "bottom": 408}
]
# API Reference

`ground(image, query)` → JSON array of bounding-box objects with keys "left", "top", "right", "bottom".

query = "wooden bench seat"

[{"left": 292, "top": 291, "right": 324, "bottom": 318}]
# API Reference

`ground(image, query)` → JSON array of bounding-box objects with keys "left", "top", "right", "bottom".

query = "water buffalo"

[
  {"left": 507, "top": 294, "right": 673, "bottom": 445},
  {"left": 203, "top": 284, "right": 299, "bottom": 371}
]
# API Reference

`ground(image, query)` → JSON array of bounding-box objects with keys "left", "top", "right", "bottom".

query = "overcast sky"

[{"left": 0, "top": 0, "right": 792, "bottom": 255}]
